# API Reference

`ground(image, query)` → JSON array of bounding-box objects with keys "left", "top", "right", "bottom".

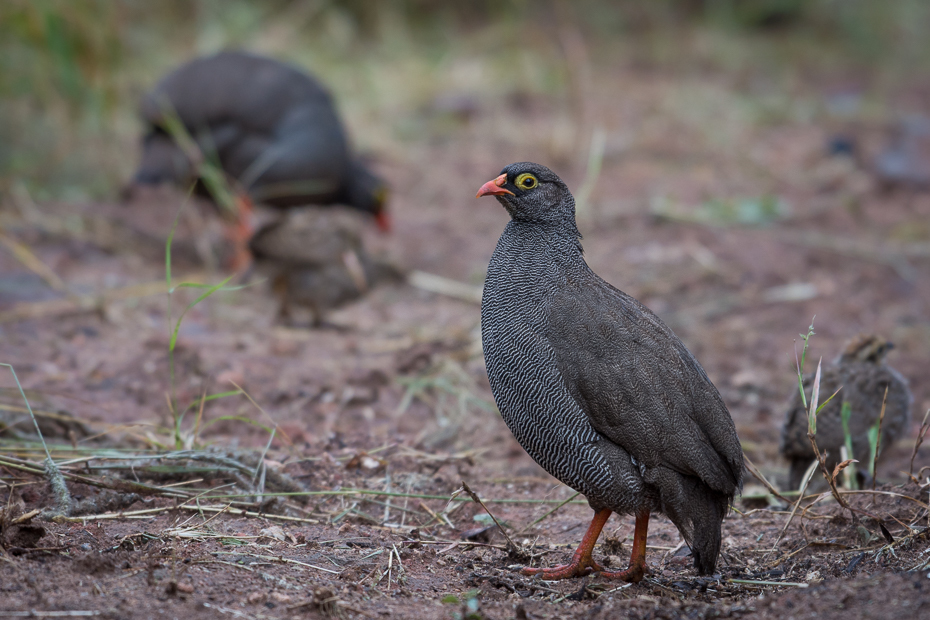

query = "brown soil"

[{"left": 1, "top": 62, "right": 929, "bottom": 619}]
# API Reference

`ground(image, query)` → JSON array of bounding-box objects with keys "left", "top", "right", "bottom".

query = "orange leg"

[
  {"left": 600, "top": 512, "right": 649, "bottom": 582},
  {"left": 521, "top": 509, "right": 611, "bottom": 580},
  {"left": 224, "top": 193, "right": 255, "bottom": 272}
]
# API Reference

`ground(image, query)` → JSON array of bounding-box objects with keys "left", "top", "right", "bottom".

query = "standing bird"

[
  {"left": 477, "top": 162, "right": 743, "bottom": 581},
  {"left": 780, "top": 334, "right": 912, "bottom": 490},
  {"left": 130, "top": 51, "right": 389, "bottom": 254}
]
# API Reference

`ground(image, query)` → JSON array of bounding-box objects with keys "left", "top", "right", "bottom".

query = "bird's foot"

[
  {"left": 520, "top": 556, "right": 602, "bottom": 580},
  {"left": 599, "top": 562, "right": 648, "bottom": 583}
]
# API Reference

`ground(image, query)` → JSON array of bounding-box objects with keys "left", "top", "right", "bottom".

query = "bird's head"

[
  {"left": 839, "top": 334, "right": 894, "bottom": 364},
  {"left": 476, "top": 162, "right": 575, "bottom": 226},
  {"left": 347, "top": 160, "right": 391, "bottom": 232}
]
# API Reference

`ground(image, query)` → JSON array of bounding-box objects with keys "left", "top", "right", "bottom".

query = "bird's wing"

[
  {"left": 141, "top": 53, "right": 332, "bottom": 134},
  {"left": 544, "top": 275, "right": 743, "bottom": 494}
]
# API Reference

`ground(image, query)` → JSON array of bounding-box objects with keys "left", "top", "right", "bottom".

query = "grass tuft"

[{"left": 0, "top": 363, "right": 71, "bottom": 519}]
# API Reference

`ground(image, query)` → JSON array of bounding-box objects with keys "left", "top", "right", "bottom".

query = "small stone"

[{"left": 270, "top": 592, "right": 292, "bottom": 604}]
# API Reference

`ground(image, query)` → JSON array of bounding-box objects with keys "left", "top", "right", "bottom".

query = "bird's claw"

[
  {"left": 599, "top": 562, "right": 647, "bottom": 583},
  {"left": 520, "top": 559, "right": 648, "bottom": 583},
  {"left": 520, "top": 557, "right": 602, "bottom": 580}
]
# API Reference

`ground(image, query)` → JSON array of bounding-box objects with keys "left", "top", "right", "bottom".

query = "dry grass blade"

[
  {"left": 743, "top": 453, "right": 793, "bottom": 504},
  {"left": 871, "top": 385, "right": 889, "bottom": 490},
  {"left": 832, "top": 459, "right": 858, "bottom": 482},
  {"left": 0, "top": 227, "right": 67, "bottom": 292},
  {"left": 807, "top": 357, "right": 822, "bottom": 435},
  {"left": 837, "top": 489, "right": 930, "bottom": 511},
  {"left": 454, "top": 481, "right": 519, "bottom": 551},
  {"left": 909, "top": 408, "right": 930, "bottom": 483},
  {"left": 407, "top": 270, "right": 483, "bottom": 304},
  {"left": 212, "top": 551, "right": 341, "bottom": 575}
]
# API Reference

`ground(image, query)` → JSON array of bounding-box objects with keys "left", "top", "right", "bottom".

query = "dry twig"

[
  {"left": 909, "top": 409, "right": 930, "bottom": 483},
  {"left": 453, "top": 481, "right": 519, "bottom": 551},
  {"left": 743, "top": 454, "right": 793, "bottom": 505}
]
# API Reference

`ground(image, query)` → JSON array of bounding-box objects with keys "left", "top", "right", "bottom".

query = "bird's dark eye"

[{"left": 515, "top": 173, "right": 538, "bottom": 189}]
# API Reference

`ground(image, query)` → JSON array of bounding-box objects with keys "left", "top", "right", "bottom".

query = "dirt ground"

[{"left": 1, "top": 61, "right": 929, "bottom": 619}]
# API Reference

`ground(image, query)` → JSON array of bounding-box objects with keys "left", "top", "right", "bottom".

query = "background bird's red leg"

[
  {"left": 225, "top": 193, "right": 255, "bottom": 272},
  {"left": 521, "top": 508, "right": 611, "bottom": 580},
  {"left": 600, "top": 511, "right": 649, "bottom": 582}
]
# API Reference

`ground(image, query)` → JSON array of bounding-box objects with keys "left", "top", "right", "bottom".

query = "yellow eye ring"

[{"left": 515, "top": 173, "right": 538, "bottom": 190}]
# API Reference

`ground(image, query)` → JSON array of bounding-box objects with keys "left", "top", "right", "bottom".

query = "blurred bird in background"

[
  {"left": 248, "top": 206, "right": 402, "bottom": 327},
  {"left": 128, "top": 51, "right": 390, "bottom": 270},
  {"left": 780, "top": 334, "right": 913, "bottom": 490}
]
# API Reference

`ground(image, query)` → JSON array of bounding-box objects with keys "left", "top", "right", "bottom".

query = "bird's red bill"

[
  {"left": 476, "top": 173, "right": 514, "bottom": 198},
  {"left": 375, "top": 211, "right": 391, "bottom": 232}
]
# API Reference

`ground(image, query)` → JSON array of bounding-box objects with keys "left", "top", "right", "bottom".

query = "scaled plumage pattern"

[{"left": 477, "top": 162, "right": 743, "bottom": 581}]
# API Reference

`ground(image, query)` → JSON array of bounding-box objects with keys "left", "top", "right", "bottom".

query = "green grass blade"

[
  {"left": 840, "top": 401, "right": 858, "bottom": 489},
  {"left": 168, "top": 276, "right": 234, "bottom": 352}
]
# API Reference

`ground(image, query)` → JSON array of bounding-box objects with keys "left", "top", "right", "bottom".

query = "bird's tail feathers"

[{"left": 645, "top": 466, "right": 731, "bottom": 576}]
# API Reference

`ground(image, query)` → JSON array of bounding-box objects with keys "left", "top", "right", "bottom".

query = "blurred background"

[
  {"left": 4, "top": 0, "right": 930, "bottom": 201},
  {"left": 1, "top": 0, "right": 929, "bottom": 482}
]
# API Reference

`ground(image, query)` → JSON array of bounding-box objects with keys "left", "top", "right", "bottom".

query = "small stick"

[
  {"left": 407, "top": 270, "right": 483, "bottom": 304},
  {"left": 387, "top": 541, "right": 393, "bottom": 587},
  {"left": 391, "top": 544, "right": 404, "bottom": 586},
  {"left": 453, "top": 482, "right": 519, "bottom": 551},
  {"left": 401, "top": 539, "right": 509, "bottom": 551},
  {"left": 743, "top": 454, "right": 794, "bottom": 505},
  {"left": 212, "top": 551, "right": 340, "bottom": 575},
  {"left": 765, "top": 542, "right": 810, "bottom": 569},
  {"left": 909, "top": 409, "right": 930, "bottom": 483},
  {"left": 728, "top": 578, "right": 809, "bottom": 588},
  {"left": 872, "top": 386, "right": 889, "bottom": 490},
  {"left": 837, "top": 489, "right": 929, "bottom": 511}
]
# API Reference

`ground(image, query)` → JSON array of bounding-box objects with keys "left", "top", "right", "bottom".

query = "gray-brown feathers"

[
  {"left": 249, "top": 207, "right": 402, "bottom": 325},
  {"left": 780, "top": 335, "right": 912, "bottom": 490},
  {"left": 481, "top": 162, "right": 743, "bottom": 575}
]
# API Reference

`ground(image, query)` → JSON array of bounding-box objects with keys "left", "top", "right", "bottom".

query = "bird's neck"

[
  {"left": 506, "top": 218, "right": 583, "bottom": 256},
  {"left": 486, "top": 220, "right": 587, "bottom": 292}
]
